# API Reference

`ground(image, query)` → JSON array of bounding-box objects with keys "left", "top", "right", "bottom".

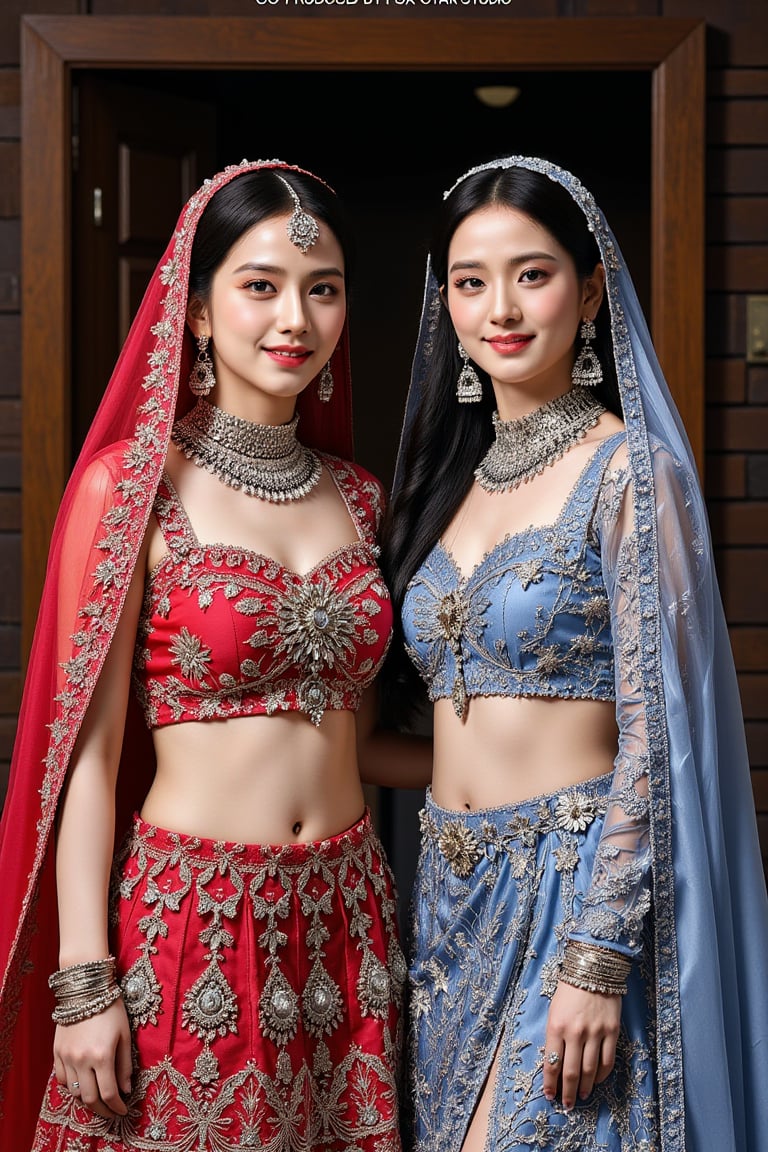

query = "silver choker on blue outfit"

[{"left": 475, "top": 389, "right": 605, "bottom": 493}]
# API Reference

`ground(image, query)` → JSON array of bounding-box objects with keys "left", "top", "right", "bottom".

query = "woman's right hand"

[
  {"left": 543, "top": 980, "right": 621, "bottom": 1111},
  {"left": 52, "top": 997, "right": 132, "bottom": 1119}
]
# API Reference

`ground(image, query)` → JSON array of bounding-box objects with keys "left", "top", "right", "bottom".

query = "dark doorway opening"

[{"left": 72, "top": 67, "right": 651, "bottom": 491}]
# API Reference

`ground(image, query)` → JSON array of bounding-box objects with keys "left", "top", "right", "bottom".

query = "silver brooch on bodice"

[
  {"left": 475, "top": 389, "right": 606, "bottom": 494},
  {"left": 278, "top": 578, "right": 358, "bottom": 726},
  {"left": 437, "top": 589, "right": 470, "bottom": 720}
]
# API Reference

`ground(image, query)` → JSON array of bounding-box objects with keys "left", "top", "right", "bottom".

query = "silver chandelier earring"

[
  {"left": 571, "top": 319, "right": 603, "bottom": 388},
  {"left": 456, "top": 342, "right": 482, "bottom": 403},
  {"left": 189, "top": 334, "right": 216, "bottom": 397},
  {"left": 318, "top": 360, "right": 334, "bottom": 403},
  {"left": 275, "top": 174, "right": 320, "bottom": 254}
]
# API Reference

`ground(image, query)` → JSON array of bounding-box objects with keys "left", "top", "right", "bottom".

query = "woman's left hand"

[{"left": 542, "top": 981, "right": 621, "bottom": 1110}]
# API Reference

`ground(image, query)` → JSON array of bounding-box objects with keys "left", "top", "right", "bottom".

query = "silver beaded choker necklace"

[
  {"left": 171, "top": 399, "right": 321, "bottom": 503},
  {"left": 475, "top": 389, "right": 606, "bottom": 493}
]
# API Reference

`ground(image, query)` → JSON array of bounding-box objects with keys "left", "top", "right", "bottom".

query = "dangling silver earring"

[
  {"left": 571, "top": 319, "right": 603, "bottom": 388},
  {"left": 189, "top": 334, "right": 216, "bottom": 397},
  {"left": 456, "top": 342, "right": 482, "bottom": 403},
  {"left": 317, "top": 360, "right": 334, "bottom": 403}
]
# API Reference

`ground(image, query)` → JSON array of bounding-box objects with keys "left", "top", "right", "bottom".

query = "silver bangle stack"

[
  {"left": 559, "top": 941, "right": 631, "bottom": 997},
  {"left": 48, "top": 956, "right": 122, "bottom": 1026}
]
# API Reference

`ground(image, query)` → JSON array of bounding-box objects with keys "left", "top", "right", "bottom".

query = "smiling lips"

[
  {"left": 263, "top": 345, "right": 313, "bottom": 366},
  {"left": 485, "top": 334, "right": 534, "bottom": 355}
]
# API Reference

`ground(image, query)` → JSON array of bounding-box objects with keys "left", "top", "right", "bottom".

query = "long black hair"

[
  {"left": 380, "top": 164, "right": 622, "bottom": 726},
  {"left": 189, "top": 167, "right": 355, "bottom": 300}
]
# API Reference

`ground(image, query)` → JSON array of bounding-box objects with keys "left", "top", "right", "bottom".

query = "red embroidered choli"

[{"left": 134, "top": 459, "right": 392, "bottom": 729}]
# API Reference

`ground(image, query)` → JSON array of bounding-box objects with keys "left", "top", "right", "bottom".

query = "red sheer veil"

[{"left": 0, "top": 159, "right": 354, "bottom": 1141}]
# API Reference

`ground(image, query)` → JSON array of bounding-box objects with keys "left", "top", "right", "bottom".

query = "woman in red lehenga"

[{"left": 0, "top": 159, "right": 404, "bottom": 1151}]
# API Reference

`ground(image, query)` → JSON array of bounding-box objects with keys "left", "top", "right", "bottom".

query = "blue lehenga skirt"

[{"left": 406, "top": 775, "right": 659, "bottom": 1152}]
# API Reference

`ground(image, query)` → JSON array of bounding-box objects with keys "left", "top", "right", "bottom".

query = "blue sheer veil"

[{"left": 394, "top": 156, "right": 768, "bottom": 1152}]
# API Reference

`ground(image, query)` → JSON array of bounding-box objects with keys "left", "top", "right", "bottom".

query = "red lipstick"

[
  {"left": 263, "top": 345, "right": 312, "bottom": 366},
  {"left": 485, "top": 334, "right": 534, "bottom": 355}
]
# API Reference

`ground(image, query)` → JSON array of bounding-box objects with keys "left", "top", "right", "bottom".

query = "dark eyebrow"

[
  {"left": 232, "top": 262, "right": 282, "bottom": 275},
  {"left": 448, "top": 251, "right": 559, "bottom": 275},
  {"left": 308, "top": 266, "right": 345, "bottom": 279},
  {"left": 232, "top": 262, "right": 344, "bottom": 278}
]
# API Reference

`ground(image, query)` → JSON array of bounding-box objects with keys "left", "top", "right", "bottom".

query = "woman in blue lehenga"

[{"left": 378, "top": 157, "right": 768, "bottom": 1152}]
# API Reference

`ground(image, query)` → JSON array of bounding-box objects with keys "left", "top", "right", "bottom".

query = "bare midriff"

[
  {"left": 431, "top": 694, "right": 617, "bottom": 811},
  {"left": 141, "top": 710, "right": 365, "bottom": 845}
]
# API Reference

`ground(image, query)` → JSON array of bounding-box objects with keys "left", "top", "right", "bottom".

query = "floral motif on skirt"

[
  {"left": 32, "top": 810, "right": 404, "bottom": 1151},
  {"left": 407, "top": 776, "right": 658, "bottom": 1152}
]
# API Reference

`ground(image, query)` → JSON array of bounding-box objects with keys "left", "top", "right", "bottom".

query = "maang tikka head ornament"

[{"left": 275, "top": 174, "right": 320, "bottom": 253}]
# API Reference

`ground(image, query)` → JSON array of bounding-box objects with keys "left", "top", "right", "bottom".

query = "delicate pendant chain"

[
  {"left": 443, "top": 483, "right": 475, "bottom": 558},
  {"left": 171, "top": 399, "right": 321, "bottom": 503},
  {"left": 475, "top": 390, "right": 606, "bottom": 494}
]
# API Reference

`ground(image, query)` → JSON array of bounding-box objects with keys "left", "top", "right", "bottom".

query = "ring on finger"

[
  {"left": 70, "top": 1080, "right": 80, "bottom": 1091},
  {"left": 546, "top": 1051, "right": 561, "bottom": 1066}
]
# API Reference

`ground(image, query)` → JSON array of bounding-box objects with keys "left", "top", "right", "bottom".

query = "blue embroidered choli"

[{"left": 402, "top": 432, "right": 652, "bottom": 957}]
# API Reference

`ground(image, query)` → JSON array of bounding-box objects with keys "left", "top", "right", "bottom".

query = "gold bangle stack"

[
  {"left": 48, "top": 956, "right": 122, "bottom": 1026},
  {"left": 559, "top": 941, "right": 631, "bottom": 997}
]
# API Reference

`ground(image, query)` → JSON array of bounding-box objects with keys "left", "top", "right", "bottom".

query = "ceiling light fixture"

[{"left": 474, "top": 85, "right": 521, "bottom": 109}]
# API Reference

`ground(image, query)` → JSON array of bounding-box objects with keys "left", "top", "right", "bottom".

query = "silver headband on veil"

[{"left": 394, "top": 156, "right": 768, "bottom": 1152}]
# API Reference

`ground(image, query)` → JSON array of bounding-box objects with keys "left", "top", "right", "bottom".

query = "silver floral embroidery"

[
  {"left": 168, "top": 626, "right": 212, "bottom": 681},
  {"left": 436, "top": 822, "right": 483, "bottom": 878},
  {"left": 436, "top": 589, "right": 471, "bottom": 719},
  {"left": 437, "top": 589, "right": 469, "bottom": 645},
  {"left": 511, "top": 559, "right": 544, "bottom": 590},
  {"left": 554, "top": 792, "right": 598, "bottom": 833},
  {"left": 277, "top": 577, "right": 358, "bottom": 667},
  {"left": 425, "top": 790, "right": 609, "bottom": 877}
]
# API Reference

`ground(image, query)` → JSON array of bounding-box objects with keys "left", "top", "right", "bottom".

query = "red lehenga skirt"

[{"left": 32, "top": 810, "right": 405, "bottom": 1151}]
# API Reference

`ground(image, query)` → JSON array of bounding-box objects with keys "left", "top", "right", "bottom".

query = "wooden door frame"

[{"left": 21, "top": 14, "right": 706, "bottom": 653}]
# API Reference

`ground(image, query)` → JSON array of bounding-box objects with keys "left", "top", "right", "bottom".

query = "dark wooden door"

[{"left": 71, "top": 74, "right": 216, "bottom": 456}]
